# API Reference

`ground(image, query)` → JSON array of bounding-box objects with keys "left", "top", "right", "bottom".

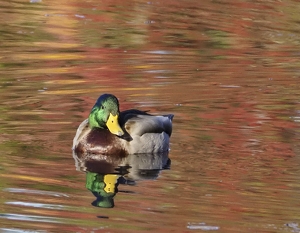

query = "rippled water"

[{"left": 1, "top": 0, "right": 300, "bottom": 232}]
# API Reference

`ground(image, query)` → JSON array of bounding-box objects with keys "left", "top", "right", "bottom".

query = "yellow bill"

[
  {"left": 104, "top": 174, "right": 120, "bottom": 193},
  {"left": 106, "top": 113, "right": 124, "bottom": 136}
]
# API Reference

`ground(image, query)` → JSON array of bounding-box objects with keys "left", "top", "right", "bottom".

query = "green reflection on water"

[{"left": 206, "top": 29, "right": 231, "bottom": 49}]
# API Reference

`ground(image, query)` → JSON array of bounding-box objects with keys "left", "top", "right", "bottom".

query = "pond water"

[{"left": 1, "top": 0, "right": 300, "bottom": 232}]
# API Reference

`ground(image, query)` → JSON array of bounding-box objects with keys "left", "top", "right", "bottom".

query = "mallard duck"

[{"left": 72, "top": 94, "right": 173, "bottom": 156}]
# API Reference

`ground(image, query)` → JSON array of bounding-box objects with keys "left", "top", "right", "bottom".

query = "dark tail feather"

[{"left": 165, "top": 114, "right": 174, "bottom": 121}]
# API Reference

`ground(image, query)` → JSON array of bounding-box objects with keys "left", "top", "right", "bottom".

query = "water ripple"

[
  {"left": 187, "top": 222, "right": 220, "bottom": 231},
  {"left": 3, "top": 188, "right": 69, "bottom": 197},
  {"left": 0, "top": 213, "right": 61, "bottom": 223},
  {"left": 6, "top": 201, "right": 65, "bottom": 210},
  {"left": 0, "top": 228, "right": 46, "bottom": 233}
]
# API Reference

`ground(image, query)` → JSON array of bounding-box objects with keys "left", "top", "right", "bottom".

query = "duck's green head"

[{"left": 88, "top": 94, "right": 124, "bottom": 136}]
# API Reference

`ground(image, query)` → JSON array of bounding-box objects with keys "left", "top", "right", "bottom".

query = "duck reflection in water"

[
  {"left": 73, "top": 151, "right": 171, "bottom": 208},
  {"left": 72, "top": 93, "right": 173, "bottom": 208}
]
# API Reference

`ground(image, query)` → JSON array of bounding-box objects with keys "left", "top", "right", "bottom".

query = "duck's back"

[{"left": 120, "top": 110, "right": 174, "bottom": 154}]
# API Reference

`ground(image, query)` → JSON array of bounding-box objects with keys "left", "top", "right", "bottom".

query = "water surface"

[{"left": 1, "top": 0, "right": 300, "bottom": 232}]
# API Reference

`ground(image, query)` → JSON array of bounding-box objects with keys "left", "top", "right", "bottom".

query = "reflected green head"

[{"left": 88, "top": 94, "right": 120, "bottom": 129}]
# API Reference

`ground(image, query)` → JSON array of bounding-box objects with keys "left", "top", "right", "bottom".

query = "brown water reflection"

[{"left": 1, "top": 0, "right": 300, "bottom": 232}]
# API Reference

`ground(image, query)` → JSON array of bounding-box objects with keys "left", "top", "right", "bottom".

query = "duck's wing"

[
  {"left": 119, "top": 109, "right": 149, "bottom": 123},
  {"left": 72, "top": 119, "right": 90, "bottom": 150},
  {"left": 122, "top": 113, "right": 173, "bottom": 137}
]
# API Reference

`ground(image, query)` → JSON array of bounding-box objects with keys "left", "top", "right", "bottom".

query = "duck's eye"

[{"left": 101, "top": 105, "right": 104, "bottom": 109}]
